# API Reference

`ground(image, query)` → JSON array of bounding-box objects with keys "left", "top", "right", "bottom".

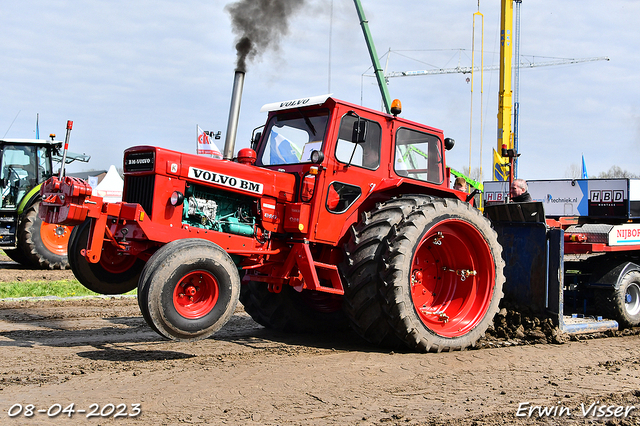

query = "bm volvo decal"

[{"left": 188, "top": 167, "right": 264, "bottom": 195}]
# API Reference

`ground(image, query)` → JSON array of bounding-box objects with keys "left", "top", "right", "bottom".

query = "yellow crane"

[
  {"left": 357, "top": 0, "right": 607, "bottom": 183},
  {"left": 495, "top": 0, "right": 515, "bottom": 182}
]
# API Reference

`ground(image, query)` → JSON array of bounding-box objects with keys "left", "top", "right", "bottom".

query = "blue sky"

[{"left": 1, "top": 1, "right": 638, "bottom": 180}]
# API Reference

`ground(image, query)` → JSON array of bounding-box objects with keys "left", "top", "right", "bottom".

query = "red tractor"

[{"left": 40, "top": 81, "right": 505, "bottom": 352}]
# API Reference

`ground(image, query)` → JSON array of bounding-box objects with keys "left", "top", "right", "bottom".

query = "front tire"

[
  {"left": 381, "top": 197, "right": 504, "bottom": 352},
  {"left": 68, "top": 219, "right": 144, "bottom": 294},
  {"left": 599, "top": 271, "right": 640, "bottom": 328},
  {"left": 140, "top": 239, "right": 240, "bottom": 341}
]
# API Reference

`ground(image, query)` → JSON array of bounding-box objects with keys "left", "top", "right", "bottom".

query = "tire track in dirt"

[{"left": 1, "top": 297, "right": 640, "bottom": 425}]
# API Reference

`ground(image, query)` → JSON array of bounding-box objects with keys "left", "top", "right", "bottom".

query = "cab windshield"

[
  {"left": 0, "top": 145, "right": 48, "bottom": 208},
  {"left": 258, "top": 109, "right": 329, "bottom": 166}
]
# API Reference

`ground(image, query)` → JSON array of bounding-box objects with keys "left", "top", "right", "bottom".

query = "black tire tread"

[
  {"left": 240, "top": 280, "right": 346, "bottom": 333},
  {"left": 341, "top": 194, "right": 436, "bottom": 348}
]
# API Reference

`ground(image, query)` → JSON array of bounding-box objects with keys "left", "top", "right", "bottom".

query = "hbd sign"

[{"left": 590, "top": 190, "right": 624, "bottom": 204}]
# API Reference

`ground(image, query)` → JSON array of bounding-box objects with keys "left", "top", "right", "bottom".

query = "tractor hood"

[{"left": 123, "top": 146, "right": 296, "bottom": 203}]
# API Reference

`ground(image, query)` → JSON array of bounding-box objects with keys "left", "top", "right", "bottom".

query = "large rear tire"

[
  {"left": 240, "top": 279, "right": 346, "bottom": 333},
  {"left": 19, "top": 202, "right": 72, "bottom": 269},
  {"left": 381, "top": 197, "right": 504, "bottom": 352},
  {"left": 139, "top": 239, "right": 240, "bottom": 341},
  {"left": 341, "top": 195, "right": 436, "bottom": 348},
  {"left": 68, "top": 219, "right": 144, "bottom": 294}
]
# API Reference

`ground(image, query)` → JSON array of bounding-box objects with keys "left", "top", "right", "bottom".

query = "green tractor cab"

[{"left": 0, "top": 138, "right": 90, "bottom": 269}]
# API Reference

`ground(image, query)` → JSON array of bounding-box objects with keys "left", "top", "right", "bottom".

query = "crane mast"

[
  {"left": 354, "top": 0, "right": 607, "bottom": 184},
  {"left": 497, "top": 0, "right": 514, "bottom": 182}
]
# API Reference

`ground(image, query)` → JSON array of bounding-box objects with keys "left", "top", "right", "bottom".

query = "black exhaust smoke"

[
  {"left": 225, "top": 0, "right": 307, "bottom": 72},
  {"left": 222, "top": 0, "right": 306, "bottom": 158}
]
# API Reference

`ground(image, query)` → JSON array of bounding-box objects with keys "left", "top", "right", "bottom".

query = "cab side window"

[{"left": 394, "top": 128, "right": 443, "bottom": 184}]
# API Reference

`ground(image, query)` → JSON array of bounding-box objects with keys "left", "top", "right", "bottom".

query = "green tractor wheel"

[{"left": 18, "top": 202, "right": 72, "bottom": 270}]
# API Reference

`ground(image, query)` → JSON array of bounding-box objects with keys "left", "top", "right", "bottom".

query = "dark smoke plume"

[{"left": 225, "top": 0, "right": 306, "bottom": 72}]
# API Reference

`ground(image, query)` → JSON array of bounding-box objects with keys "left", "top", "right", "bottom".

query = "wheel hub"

[
  {"left": 40, "top": 222, "right": 72, "bottom": 255},
  {"left": 410, "top": 219, "right": 495, "bottom": 338},
  {"left": 625, "top": 283, "right": 640, "bottom": 317},
  {"left": 173, "top": 271, "right": 219, "bottom": 319}
]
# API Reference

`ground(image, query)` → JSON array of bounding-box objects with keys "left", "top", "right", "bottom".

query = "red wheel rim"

[
  {"left": 173, "top": 270, "right": 219, "bottom": 319},
  {"left": 98, "top": 245, "right": 138, "bottom": 274},
  {"left": 410, "top": 218, "right": 495, "bottom": 338},
  {"left": 40, "top": 222, "right": 72, "bottom": 256}
]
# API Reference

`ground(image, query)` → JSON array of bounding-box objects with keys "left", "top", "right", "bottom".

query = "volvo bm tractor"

[{"left": 40, "top": 74, "right": 504, "bottom": 352}]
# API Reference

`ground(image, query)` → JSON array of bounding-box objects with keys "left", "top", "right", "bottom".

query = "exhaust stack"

[{"left": 223, "top": 70, "right": 245, "bottom": 160}]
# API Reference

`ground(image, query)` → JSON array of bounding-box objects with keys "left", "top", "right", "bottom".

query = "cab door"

[{"left": 312, "top": 110, "right": 388, "bottom": 244}]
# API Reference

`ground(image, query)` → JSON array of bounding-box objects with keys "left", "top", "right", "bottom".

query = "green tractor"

[{"left": 0, "top": 136, "right": 90, "bottom": 269}]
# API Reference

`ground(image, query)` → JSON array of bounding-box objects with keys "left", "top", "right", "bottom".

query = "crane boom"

[
  {"left": 353, "top": 0, "right": 392, "bottom": 114},
  {"left": 382, "top": 56, "right": 610, "bottom": 78}
]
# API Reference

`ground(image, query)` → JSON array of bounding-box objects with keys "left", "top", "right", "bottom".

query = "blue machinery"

[{"left": 486, "top": 202, "right": 619, "bottom": 334}]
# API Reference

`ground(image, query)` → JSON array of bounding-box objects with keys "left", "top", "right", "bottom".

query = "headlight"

[{"left": 170, "top": 191, "right": 184, "bottom": 206}]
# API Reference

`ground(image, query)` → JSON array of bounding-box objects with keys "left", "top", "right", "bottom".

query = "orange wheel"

[
  {"left": 39, "top": 222, "right": 72, "bottom": 256},
  {"left": 19, "top": 202, "right": 70, "bottom": 269}
]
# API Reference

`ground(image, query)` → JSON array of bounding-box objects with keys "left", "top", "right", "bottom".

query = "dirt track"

[{"left": 1, "top": 258, "right": 640, "bottom": 425}]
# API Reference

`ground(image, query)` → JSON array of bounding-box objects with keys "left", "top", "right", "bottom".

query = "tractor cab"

[
  {"left": 0, "top": 141, "right": 51, "bottom": 209},
  {"left": 255, "top": 95, "right": 449, "bottom": 183},
  {"left": 0, "top": 139, "right": 90, "bottom": 210},
  {"left": 252, "top": 95, "right": 455, "bottom": 244}
]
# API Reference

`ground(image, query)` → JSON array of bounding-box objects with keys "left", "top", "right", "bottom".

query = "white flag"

[{"left": 197, "top": 126, "right": 223, "bottom": 159}]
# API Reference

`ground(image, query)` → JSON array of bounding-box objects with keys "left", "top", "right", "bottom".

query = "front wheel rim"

[
  {"left": 173, "top": 270, "right": 219, "bottom": 319},
  {"left": 40, "top": 222, "right": 71, "bottom": 255},
  {"left": 625, "top": 282, "right": 640, "bottom": 317},
  {"left": 409, "top": 218, "right": 495, "bottom": 338}
]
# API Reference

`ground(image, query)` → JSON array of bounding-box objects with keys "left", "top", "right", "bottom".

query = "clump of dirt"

[
  {"left": 476, "top": 301, "right": 640, "bottom": 350},
  {"left": 476, "top": 304, "right": 568, "bottom": 349}
]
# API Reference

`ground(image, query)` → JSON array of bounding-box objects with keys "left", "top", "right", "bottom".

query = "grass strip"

[{"left": 0, "top": 280, "right": 135, "bottom": 299}]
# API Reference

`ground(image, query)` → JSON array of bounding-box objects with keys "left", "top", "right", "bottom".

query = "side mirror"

[
  {"left": 251, "top": 131, "right": 262, "bottom": 150},
  {"left": 352, "top": 119, "right": 368, "bottom": 144},
  {"left": 444, "top": 138, "right": 455, "bottom": 151}
]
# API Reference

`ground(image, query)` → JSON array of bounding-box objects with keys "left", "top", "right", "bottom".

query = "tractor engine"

[{"left": 181, "top": 183, "right": 256, "bottom": 237}]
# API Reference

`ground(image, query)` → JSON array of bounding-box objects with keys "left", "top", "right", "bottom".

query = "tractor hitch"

[{"left": 39, "top": 176, "right": 101, "bottom": 226}]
